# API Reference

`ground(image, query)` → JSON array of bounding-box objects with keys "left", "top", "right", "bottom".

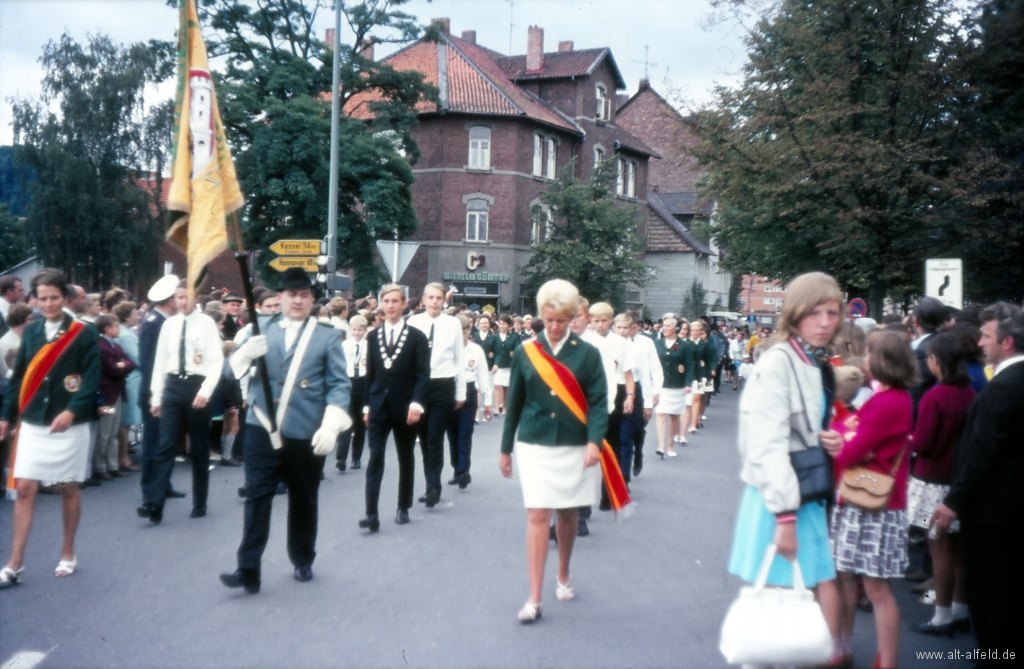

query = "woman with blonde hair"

[
  {"left": 727, "top": 272, "right": 846, "bottom": 664},
  {"left": 654, "top": 315, "right": 694, "bottom": 457},
  {"left": 500, "top": 279, "right": 607, "bottom": 623}
]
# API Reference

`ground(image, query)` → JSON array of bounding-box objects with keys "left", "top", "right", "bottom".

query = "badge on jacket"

[
  {"left": 193, "top": 353, "right": 203, "bottom": 365},
  {"left": 64, "top": 375, "right": 81, "bottom": 392}
]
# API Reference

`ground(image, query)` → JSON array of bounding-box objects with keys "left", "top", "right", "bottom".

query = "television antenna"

[{"left": 631, "top": 45, "right": 658, "bottom": 79}]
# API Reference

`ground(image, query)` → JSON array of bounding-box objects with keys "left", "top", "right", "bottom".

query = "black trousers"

[
  {"left": 337, "top": 377, "right": 367, "bottom": 465},
  {"left": 619, "top": 384, "right": 647, "bottom": 481},
  {"left": 416, "top": 377, "right": 456, "bottom": 494},
  {"left": 961, "top": 522, "right": 1022, "bottom": 665},
  {"left": 446, "top": 382, "right": 478, "bottom": 476},
  {"left": 237, "top": 426, "right": 325, "bottom": 572},
  {"left": 598, "top": 384, "right": 626, "bottom": 506},
  {"left": 365, "top": 405, "right": 418, "bottom": 515},
  {"left": 146, "top": 375, "right": 211, "bottom": 511},
  {"left": 140, "top": 405, "right": 160, "bottom": 498}
]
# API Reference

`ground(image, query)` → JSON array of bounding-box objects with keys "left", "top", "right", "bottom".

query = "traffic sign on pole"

[
  {"left": 269, "top": 256, "right": 318, "bottom": 272},
  {"left": 926, "top": 259, "right": 963, "bottom": 309},
  {"left": 848, "top": 298, "right": 868, "bottom": 320},
  {"left": 269, "top": 240, "right": 321, "bottom": 256},
  {"left": 376, "top": 241, "right": 420, "bottom": 283}
]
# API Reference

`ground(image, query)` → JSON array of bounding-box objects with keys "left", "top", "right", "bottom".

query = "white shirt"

[
  {"left": 281, "top": 316, "right": 307, "bottom": 350},
  {"left": 364, "top": 318, "right": 425, "bottom": 415},
  {"left": 0, "top": 298, "right": 12, "bottom": 319},
  {"left": 462, "top": 341, "right": 492, "bottom": 407},
  {"left": 729, "top": 337, "right": 744, "bottom": 360},
  {"left": 408, "top": 311, "right": 467, "bottom": 402},
  {"left": 330, "top": 316, "right": 351, "bottom": 339},
  {"left": 579, "top": 330, "right": 616, "bottom": 413},
  {"left": 342, "top": 336, "right": 368, "bottom": 379},
  {"left": 150, "top": 310, "right": 224, "bottom": 404},
  {"left": 0, "top": 329, "right": 20, "bottom": 379},
  {"left": 994, "top": 354, "right": 1024, "bottom": 376},
  {"left": 628, "top": 333, "right": 663, "bottom": 409}
]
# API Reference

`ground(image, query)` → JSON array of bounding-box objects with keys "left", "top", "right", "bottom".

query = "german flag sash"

[
  {"left": 6, "top": 320, "right": 86, "bottom": 490},
  {"left": 521, "top": 338, "right": 633, "bottom": 515}
]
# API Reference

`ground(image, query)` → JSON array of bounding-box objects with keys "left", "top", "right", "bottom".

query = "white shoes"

[
  {"left": 518, "top": 601, "right": 542, "bottom": 623},
  {"left": 556, "top": 577, "right": 574, "bottom": 601}
]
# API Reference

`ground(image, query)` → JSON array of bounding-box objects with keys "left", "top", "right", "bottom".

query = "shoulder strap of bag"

[{"left": 769, "top": 348, "right": 815, "bottom": 447}]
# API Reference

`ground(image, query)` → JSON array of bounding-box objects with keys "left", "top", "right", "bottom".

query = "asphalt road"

[{"left": 1, "top": 388, "right": 974, "bottom": 668}]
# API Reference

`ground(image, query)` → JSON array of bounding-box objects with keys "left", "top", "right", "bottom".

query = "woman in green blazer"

[
  {"left": 655, "top": 316, "right": 696, "bottom": 456},
  {"left": 491, "top": 314, "right": 520, "bottom": 414},
  {"left": 500, "top": 280, "right": 607, "bottom": 624},
  {"left": 0, "top": 269, "right": 99, "bottom": 588}
]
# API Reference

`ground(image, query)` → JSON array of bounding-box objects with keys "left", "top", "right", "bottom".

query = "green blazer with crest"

[{"left": 656, "top": 337, "right": 696, "bottom": 389}]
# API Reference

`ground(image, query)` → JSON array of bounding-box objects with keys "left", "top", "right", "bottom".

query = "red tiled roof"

[
  {"left": 496, "top": 48, "right": 626, "bottom": 89},
  {"left": 345, "top": 35, "right": 582, "bottom": 136}
]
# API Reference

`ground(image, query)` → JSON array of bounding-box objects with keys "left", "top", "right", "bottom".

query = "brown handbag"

[{"left": 839, "top": 442, "right": 906, "bottom": 512}]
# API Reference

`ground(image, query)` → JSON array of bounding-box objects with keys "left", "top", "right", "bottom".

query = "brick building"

[
  {"left": 740, "top": 274, "right": 785, "bottom": 323},
  {"left": 345, "top": 19, "right": 657, "bottom": 310},
  {"left": 616, "top": 80, "right": 732, "bottom": 318}
]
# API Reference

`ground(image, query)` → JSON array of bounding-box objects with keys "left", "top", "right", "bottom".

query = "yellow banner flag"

[{"left": 167, "top": 0, "right": 244, "bottom": 306}]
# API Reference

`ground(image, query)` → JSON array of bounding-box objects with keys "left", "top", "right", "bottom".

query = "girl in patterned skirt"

[{"left": 831, "top": 330, "right": 917, "bottom": 669}]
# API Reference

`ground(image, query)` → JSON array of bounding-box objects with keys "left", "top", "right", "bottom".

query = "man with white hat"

[{"left": 137, "top": 275, "right": 187, "bottom": 501}]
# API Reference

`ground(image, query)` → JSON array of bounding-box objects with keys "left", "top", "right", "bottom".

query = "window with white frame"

[
  {"left": 533, "top": 133, "right": 558, "bottom": 179},
  {"left": 616, "top": 157, "right": 637, "bottom": 197},
  {"left": 466, "top": 198, "right": 489, "bottom": 241},
  {"left": 595, "top": 84, "right": 610, "bottom": 121},
  {"left": 531, "top": 205, "right": 553, "bottom": 245},
  {"left": 468, "top": 126, "right": 491, "bottom": 169},
  {"left": 594, "top": 146, "right": 604, "bottom": 167},
  {"left": 533, "top": 134, "right": 543, "bottom": 176},
  {"left": 546, "top": 138, "right": 557, "bottom": 179}
]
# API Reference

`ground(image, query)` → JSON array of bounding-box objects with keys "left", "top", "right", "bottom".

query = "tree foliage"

[
  {"left": 187, "top": 0, "right": 439, "bottom": 293},
  {"left": 692, "top": 0, "right": 1024, "bottom": 310},
  {"left": 521, "top": 160, "right": 651, "bottom": 312},
  {"left": 11, "top": 34, "right": 175, "bottom": 289},
  {"left": 0, "top": 204, "right": 31, "bottom": 272},
  {"left": 681, "top": 280, "right": 709, "bottom": 321}
]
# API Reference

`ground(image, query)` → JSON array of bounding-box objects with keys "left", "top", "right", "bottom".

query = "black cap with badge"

[{"left": 279, "top": 267, "right": 313, "bottom": 292}]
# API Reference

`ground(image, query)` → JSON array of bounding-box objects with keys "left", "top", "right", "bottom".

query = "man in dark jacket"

[
  {"left": 909, "top": 296, "right": 946, "bottom": 418},
  {"left": 934, "top": 306, "right": 1024, "bottom": 664}
]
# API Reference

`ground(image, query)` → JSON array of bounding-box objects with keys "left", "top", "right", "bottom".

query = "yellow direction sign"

[
  {"left": 269, "top": 256, "right": 318, "bottom": 272},
  {"left": 270, "top": 239, "right": 320, "bottom": 256}
]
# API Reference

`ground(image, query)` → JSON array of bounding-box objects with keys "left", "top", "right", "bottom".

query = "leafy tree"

[
  {"left": 186, "top": 0, "right": 439, "bottom": 293},
  {"left": 521, "top": 160, "right": 651, "bottom": 312},
  {"left": 693, "top": 0, "right": 974, "bottom": 314},
  {"left": 11, "top": 34, "right": 175, "bottom": 289},
  {"left": 681, "top": 280, "right": 708, "bottom": 321},
  {"left": 0, "top": 204, "right": 31, "bottom": 272}
]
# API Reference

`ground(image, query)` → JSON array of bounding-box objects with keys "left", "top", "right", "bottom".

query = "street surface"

[{"left": 2, "top": 389, "right": 972, "bottom": 668}]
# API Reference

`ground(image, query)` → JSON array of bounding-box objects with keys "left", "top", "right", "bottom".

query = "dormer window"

[
  {"left": 468, "top": 126, "right": 491, "bottom": 169},
  {"left": 595, "top": 84, "right": 610, "bottom": 121}
]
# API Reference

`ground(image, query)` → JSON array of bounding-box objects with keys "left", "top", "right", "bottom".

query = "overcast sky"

[{"left": 0, "top": 0, "right": 751, "bottom": 146}]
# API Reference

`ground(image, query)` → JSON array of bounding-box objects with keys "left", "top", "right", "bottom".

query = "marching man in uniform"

[
  {"left": 138, "top": 279, "right": 223, "bottom": 524},
  {"left": 220, "top": 268, "right": 351, "bottom": 593}
]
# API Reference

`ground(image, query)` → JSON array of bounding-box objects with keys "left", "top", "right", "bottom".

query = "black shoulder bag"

[{"left": 780, "top": 351, "right": 835, "bottom": 505}]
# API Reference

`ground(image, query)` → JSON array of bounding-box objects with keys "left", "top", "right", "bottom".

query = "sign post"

[
  {"left": 375, "top": 240, "right": 420, "bottom": 283},
  {"left": 925, "top": 259, "right": 963, "bottom": 309},
  {"left": 848, "top": 298, "right": 868, "bottom": 320}
]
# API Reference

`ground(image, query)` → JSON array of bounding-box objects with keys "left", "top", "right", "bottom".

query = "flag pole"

[
  {"left": 235, "top": 252, "right": 277, "bottom": 433},
  {"left": 326, "top": 1, "right": 343, "bottom": 275}
]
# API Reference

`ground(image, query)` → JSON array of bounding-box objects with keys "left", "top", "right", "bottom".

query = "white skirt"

[
  {"left": 515, "top": 441, "right": 601, "bottom": 509},
  {"left": 494, "top": 367, "right": 511, "bottom": 387},
  {"left": 690, "top": 379, "right": 706, "bottom": 395},
  {"left": 13, "top": 422, "right": 90, "bottom": 484},
  {"left": 656, "top": 387, "right": 688, "bottom": 415},
  {"left": 907, "top": 476, "right": 959, "bottom": 533}
]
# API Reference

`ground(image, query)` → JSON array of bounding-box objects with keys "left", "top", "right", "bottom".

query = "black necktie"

[
  {"left": 429, "top": 322, "right": 434, "bottom": 349},
  {"left": 388, "top": 327, "right": 395, "bottom": 354},
  {"left": 354, "top": 344, "right": 361, "bottom": 379},
  {"left": 178, "top": 318, "right": 187, "bottom": 374}
]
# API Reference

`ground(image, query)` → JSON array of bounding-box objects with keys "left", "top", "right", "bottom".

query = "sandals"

[
  {"left": 556, "top": 578, "right": 574, "bottom": 601},
  {"left": 0, "top": 566, "right": 24, "bottom": 589},
  {"left": 55, "top": 557, "right": 77, "bottom": 578},
  {"left": 518, "top": 601, "right": 543, "bottom": 623}
]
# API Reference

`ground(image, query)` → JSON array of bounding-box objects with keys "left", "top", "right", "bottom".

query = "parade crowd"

[{"left": 0, "top": 267, "right": 1020, "bottom": 668}]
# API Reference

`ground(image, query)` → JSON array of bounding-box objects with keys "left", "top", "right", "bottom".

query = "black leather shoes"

[
  {"left": 221, "top": 458, "right": 242, "bottom": 467},
  {"left": 137, "top": 504, "right": 162, "bottom": 524},
  {"left": 275, "top": 481, "right": 287, "bottom": 495},
  {"left": 425, "top": 489, "right": 440, "bottom": 508},
  {"left": 598, "top": 499, "right": 612, "bottom": 512},
  {"left": 167, "top": 488, "right": 186, "bottom": 499},
  {"left": 953, "top": 617, "right": 971, "bottom": 633},
  {"left": 447, "top": 476, "right": 459, "bottom": 485},
  {"left": 632, "top": 464, "right": 642, "bottom": 477},
  {"left": 190, "top": 507, "right": 206, "bottom": 519},
  {"left": 458, "top": 473, "right": 472, "bottom": 489},
  {"left": 336, "top": 462, "right": 347, "bottom": 472},
  {"left": 294, "top": 565, "right": 313, "bottom": 582},
  {"left": 220, "top": 569, "right": 260, "bottom": 594},
  {"left": 914, "top": 620, "right": 954, "bottom": 637},
  {"left": 358, "top": 514, "right": 380, "bottom": 532},
  {"left": 351, "top": 461, "right": 361, "bottom": 470},
  {"left": 577, "top": 518, "right": 590, "bottom": 537},
  {"left": 395, "top": 508, "right": 409, "bottom": 524},
  {"left": 237, "top": 486, "right": 248, "bottom": 498},
  {"left": 418, "top": 493, "right": 428, "bottom": 503}
]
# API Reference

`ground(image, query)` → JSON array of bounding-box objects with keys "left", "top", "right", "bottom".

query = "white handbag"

[{"left": 719, "top": 544, "right": 833, "bottom": 666}]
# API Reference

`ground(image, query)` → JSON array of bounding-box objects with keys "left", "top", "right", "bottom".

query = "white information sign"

[{"left": 925, "top": 259, "right": 963, "bottom": 309}]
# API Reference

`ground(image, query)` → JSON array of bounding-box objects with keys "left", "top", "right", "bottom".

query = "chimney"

[
  {"left": 461, "top": 30, "right": 477, "bottom": 44},
  {"left": 325, "top": 28, "right": 335, "bottom": 47},
  {"left": 432, "top": 17, "right": 451, "bottom": 34},
  {"left": 526, "top": 25, "right": 544, "bottom": 72},
  {"left": 639, "top": 77, "right": 650, "bottom": 90},
  {"left": 359, "top": 39, "right": 374, "bottom": 61},
  {"left": 558, "top": 40, "right": 574, "bottom": 52}
]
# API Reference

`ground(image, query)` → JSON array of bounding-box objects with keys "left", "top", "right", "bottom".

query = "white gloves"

[
  {"left": 230, "top": 334, "right": 268, "bottom": 379},
  {"left": 311, "top": 405, "right": 353, "bottom": 456}
]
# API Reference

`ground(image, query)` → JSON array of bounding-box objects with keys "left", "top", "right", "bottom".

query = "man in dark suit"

[
  {"left": 358, "top": 284, "right": 430, "bottom": 532},
  {"left": 909, "top": 296, "right": 946, "bottom": 417},
  {"left": 136, "top": 275, "right": 184, "bottom": 499},
  {"left": 934, "top": 306, "right": 1024, "bottom": 664}
]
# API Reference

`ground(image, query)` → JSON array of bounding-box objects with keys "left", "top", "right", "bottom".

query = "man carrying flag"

[{"left": 499, "top": 279, "right": 631, "bottom": 624}]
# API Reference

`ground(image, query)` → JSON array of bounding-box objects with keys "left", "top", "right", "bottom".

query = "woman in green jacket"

[
  {"left": 0, "top": 269, "right": 100, "bottom": 588},
  {"left": 655, "top": 316, "right": 695, "bottom": 457},
  {"left": 491, "top": 314, "right": 520, "bottom": 414},
  {"left": 500, "top": 279, "right": 607, "bottom": 624}
]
